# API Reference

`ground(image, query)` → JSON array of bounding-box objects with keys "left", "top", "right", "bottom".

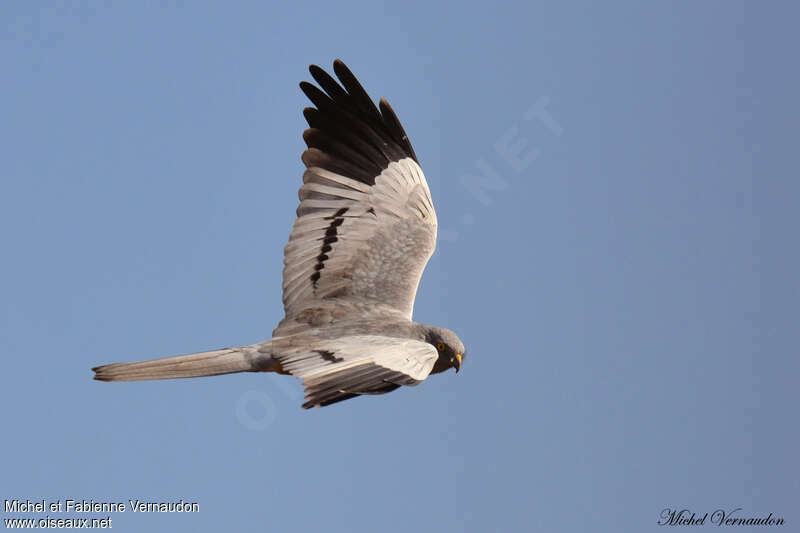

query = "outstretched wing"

[
  {"left": 274, "top": 335, "right": 438, "bottom": 409},
  {"left": 281, "top": 60, "right": 437, "bottom": 321}
]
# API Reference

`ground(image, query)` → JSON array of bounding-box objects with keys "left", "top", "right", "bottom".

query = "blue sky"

[{"left": 2, "top": 1, "right": 798, "bottom": 532}]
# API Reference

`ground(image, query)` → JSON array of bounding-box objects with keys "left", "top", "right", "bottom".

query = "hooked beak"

[{"left": 452, "top": 353, "right": 462, "bottom": 373}]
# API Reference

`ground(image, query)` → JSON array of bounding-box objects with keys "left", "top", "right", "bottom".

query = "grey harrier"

[{"left": 93, "top": 60, "right": 465, "bottom": 408}]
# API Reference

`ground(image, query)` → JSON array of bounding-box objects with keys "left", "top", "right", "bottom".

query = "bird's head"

[{"left": 424, "top": 326, "right": 466, "bottom": 374}]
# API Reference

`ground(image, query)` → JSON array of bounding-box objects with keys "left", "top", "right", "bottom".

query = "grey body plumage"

[{"left": 92, "top": 60, "right": 465, "bottom": 409}]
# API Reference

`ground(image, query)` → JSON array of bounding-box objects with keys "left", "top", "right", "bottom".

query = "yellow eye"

[{"left": 436, "top": 342, "right": 445, "bottom": 352}]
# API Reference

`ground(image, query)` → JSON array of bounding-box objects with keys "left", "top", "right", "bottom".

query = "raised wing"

[
  {"left": 281, "top": 60, "right": 437, "bottom": 322},
  {"left": 275, "top": 335, "right": 438, "bottom": 409}
]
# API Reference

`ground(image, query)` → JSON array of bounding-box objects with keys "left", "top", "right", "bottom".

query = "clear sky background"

[{"left": 2, "top": 2, "right": 798, "bottom": 532}]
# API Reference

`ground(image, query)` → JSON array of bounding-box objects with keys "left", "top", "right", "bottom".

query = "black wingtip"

[
  {"left": 308, "top": 60, "right": 346, "bottom": 83},
  {"left": 379, "top": 97, "right": 418, "bottom": 162},
  {"left": 298, "top": 80, "right": 315, "bottom": 95},
  {"left": 308, "top": 64, "right": 326, "bottom": 80},
  {"left": 299, "top": 58, "right": 419, "bottom": 178}
]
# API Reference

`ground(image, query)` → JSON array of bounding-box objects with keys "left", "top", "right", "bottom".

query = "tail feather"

[{"left": 92, "top": 343, "right": 276, "bottom": 382}]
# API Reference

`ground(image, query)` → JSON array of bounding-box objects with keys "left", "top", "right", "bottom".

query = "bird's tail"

[{"left": 92, "top": 342, "right": 277, "bottom": 382}]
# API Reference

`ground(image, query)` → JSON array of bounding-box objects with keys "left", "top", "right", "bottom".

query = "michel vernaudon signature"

[{"left": 659, "top": 508, "right": 785, "bottom": 526}]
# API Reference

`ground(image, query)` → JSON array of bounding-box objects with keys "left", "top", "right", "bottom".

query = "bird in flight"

[{"left": 93, "top": 59, "right": 465, "bottom": 409}]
